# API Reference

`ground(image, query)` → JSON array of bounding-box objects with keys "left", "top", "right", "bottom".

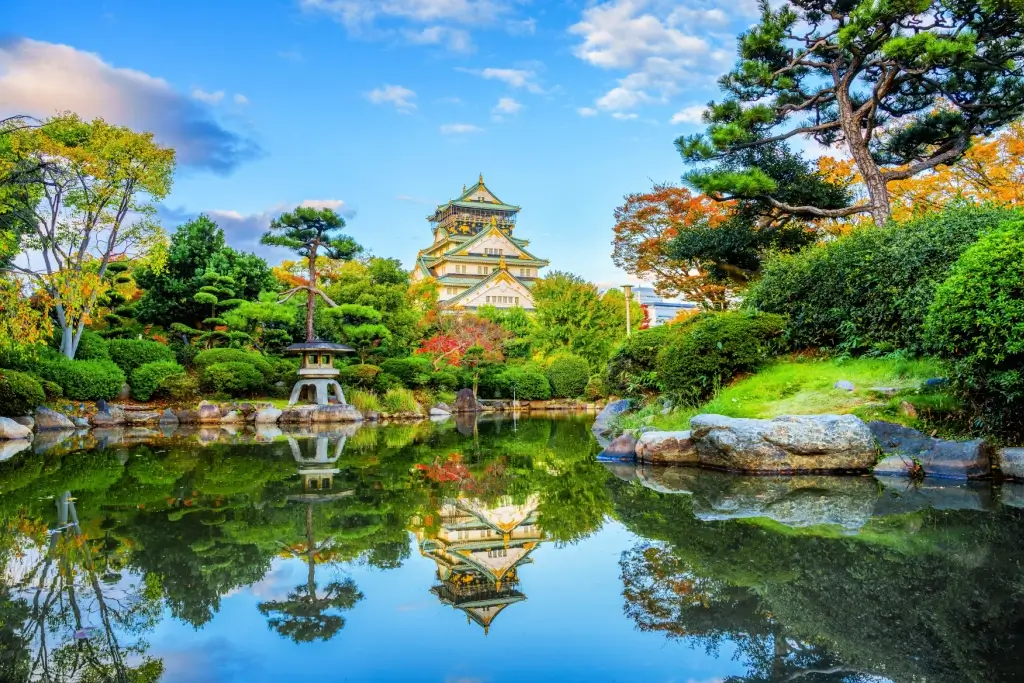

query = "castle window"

[{"left": 515, "top": 297, "right": 520, "bottom": 304}]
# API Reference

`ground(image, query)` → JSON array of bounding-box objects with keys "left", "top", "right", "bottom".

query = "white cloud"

[
  {"left": 458, "top": 67, "right": 543, "bottom": 93},
  {"left": 0, "top": 38, "right": 259, "bottom": 173},
  {"left": 301, "top": 0, "right": 510, "bottom": 26},
  {"left": 233, "top": 93, "right": 249, "bottom": 105},
  {"left": 192, "top": 88, "right": 225, "bottom": 104},
  {"left": 403, "top": 25, "right": 474, "bottom": 52},
  {"left": 569, "top": 0, "right": 706, "bottom": 70},
  {"left": 670, "top": 104, "right": 705, "bottom": 124},
  {"left": 492, "top": 97, "right": 522, "bottom": 115},
  {"left": 577, "top": 107, "right": 599, "bottom": 117},
  {"left": 612, "top": 112, "right": 639, "bottom": 120},
  {"left": 366, "top": 84, "right": 417, "bottom": 112},
  {"left": 440, "top": 122, "right": 482, "bottom": 134},
  {"left": 300, "top": 199, "right": 347, "bottom": 210}
]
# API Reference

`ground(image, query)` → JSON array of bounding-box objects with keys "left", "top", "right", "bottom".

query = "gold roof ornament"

[
  {"left": 499, "top": 253, "right": 507, "bottom": 270},
  {"left": 479, "top": 172, "right": 484, "bottom": 185}
]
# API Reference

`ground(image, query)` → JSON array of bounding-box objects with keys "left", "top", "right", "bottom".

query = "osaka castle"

[{"left": 411, "top": 174, "right": 549, "bottom": 311}]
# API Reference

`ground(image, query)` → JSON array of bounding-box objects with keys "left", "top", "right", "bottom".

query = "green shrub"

[
  {"left": 193, "top": 348, "right": 272, "bottom": 377},
  {"left": 380, "top": 357, "right": 433, "bottom": 387},
  {"left": 748, "top": 204, "right": 1022, "bottom": 353},
  {"left": 39, "top": 379, "right": 63, "bottom": 401},
  {"left": 108, "top": 339, "right": 176, "bottom": 375},
  {"left": 348, "top": 389, "right": 382, "bottom": 413},
  {"left": 657, "top": 312, "right": 786, "bottom": 404},
  {"left": 338, "top": 364, "right": 381, "bottom": 388},
  {"left": 584, "top": 374, "right": 607, "bottom": 401},
  {"left": 36, "top": 358, "right": 126, "bottom": 401},
  {"left": 381, "top": 387, "right": 420, "bottom": 413},
  {"left": 169, "top": 339, "right": 199, "bottom": 368},
  {"left": 265, "top": 356, "right": 299, "bottom": 384},
  {"left": 546, "top": 354, "right": 592, "bottom": 398},
  {"left": 131, "top": 361, "right": 186, "bottom": 401},
  {"left": 160, "top": 373, "right": 200, "bottom": 402},
  {"left": 373, "top": 372, "right": 401, "bottom": 393},
  {"left": 74, "top": 330, "right": 110, "bottom": 361},
  {"left": 925, "top": 220, "right": 1024, "bottom": 431},
  {"left": 491, "top": 366, "right": 551, "bottom": 400},
  {"left": 0, "top": 370, "right": 46, "bottom": 416},
  {"left": 430, "top": 370, "right": 460, "bottom": 392},
  {"left": 200, "top": 361, "right": 263, "bottom": 397},
  {"left": 605, "top": 325, "right": 678, "bottom": 396}
]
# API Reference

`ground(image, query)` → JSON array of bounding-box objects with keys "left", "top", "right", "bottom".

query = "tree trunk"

[
  {"left": 306, "top": 247, "right": 318, "bottom": 343},
  {"left": 472, "top": 371, "right": 479, "bottom": 398},
  {"left": 836, "top": 71, "right": 892, "bottom": 227},
  {"left": 306, "top": 504, "right": 317, "bottom": 597}
]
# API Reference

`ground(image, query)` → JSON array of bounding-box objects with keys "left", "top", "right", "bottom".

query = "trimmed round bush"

[
  {"left": 108, "top": 339, "right": 176, "bottom": 375},
  {"left": 657, "top": 312, "right": 786, "bottom": 404},
  {"left": 605, "top": 325, "right": 678, "bottom": 396},
  {"left": 40, "top": 379, "right": 63, "bottom": 401},
  {"left": 380, "top": 356, "right": 433, "bottom": 387},
  {"left": 200, "top": 361, "right": 263, "bottom": 397},
  {"left": 131, "top": 361, "right": 187, "bottom": 401},
  {"left": 492, "top": 366, "right": 551, "bottom": 400},
  {"left": 584, "top": 374, "right": 607, "bottom": 400},
  {"left": 925, "top": 220, "right": 1024, "bottom": 431},
  {"left": 36, "top": 358, "right": 126, "bottom": 401},
  {"left": 373, "top": 372, "right": 402, "bottom": 393},
  {"left": 0, "top": 369, "right": 46, "bottom": 416},
  {"left": 748, "top": 204, "right": 1022, "bottom": 353},
  {"left": 338, "top": 364, "right": 381, "bottom": 388},
  {"left": 430, "top": 370, "right": 460, "bottom": 392},
  {"left": 546, "top": 354, "right": 591, "bottom": 399},
  {"left": 193, "top": 348, "right": 272, "bottom": 377},
  {"left": 160, "top": 373, "right": 200, "bottom": 402},
  {"left": 74, "top": 330, "right": 111, "bottom": 361}
]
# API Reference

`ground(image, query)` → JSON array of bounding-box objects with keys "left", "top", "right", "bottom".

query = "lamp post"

[{"left": 622, "top": 284, "right": 633, "bottom": 338}]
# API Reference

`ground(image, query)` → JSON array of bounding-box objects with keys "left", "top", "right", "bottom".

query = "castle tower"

[{"left": 411, "top": 175, "right": 549, "bottom": 311}]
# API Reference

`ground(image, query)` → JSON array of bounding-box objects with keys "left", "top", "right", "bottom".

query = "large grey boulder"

[
  {"left": 0, "top": 417, "right": 32, "bottom": 441},
  {"left": 452, "top": 388, "right": 482, "bottom": 414},
  {"left": 591, "top": 399, "right": 632, "bottom": 438},
  {"left": 12, "top": 416, "right": 34, "bottom": 429},
  {"left": 92, "top": 406, "right": 126, "bottom": 427},
  {"left": 869, "top": 421, "right": 990, "bottom": 480},
  {"left": 430, "top": 403, "right": 452, "bottom": 416},
  {"left": 689, "top": 413, "right": 877, "bottom": 472},
  {"left": 636, "top": 430, "right": 697, "bottom": 465},
  {"left": 997, "top": 447, "right": 1024, "bottom": 480},
  {"left": 158, "top": 409, "right": 180, "bottom": 427},
  {"left": 124, "top": 410, "right": 160, "bottom": 425},
  {"left": 310, "top": 405, "right": 363, "bottom": 423},
  {"left": 253, "top": 407, "right": 283, "bottom": 424},
  {"left": 34, "top": 407, "right": 75, "bottom": 431},
  {"left": 197, "top": 401, "right": 222, "bottom": 423},
  {"left": 598, "top": 432, "right": 638, "bottom": 461},
  {"left": 0, "top": 439, "right": 31, "bottom": 460}
]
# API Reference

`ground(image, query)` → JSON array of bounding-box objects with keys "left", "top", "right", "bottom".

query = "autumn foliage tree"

[{"left": 417, "top": 314, "right": 507, "bottom": 394}]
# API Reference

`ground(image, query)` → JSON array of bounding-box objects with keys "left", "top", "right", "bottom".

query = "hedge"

[
  {"left": 657, "top": 312, "right": 786, "bottom": 404},
  {"left": 546, "top": 354, "right": 591, "bottom": 398},
  {"left": 380, "top": 357, "right": 433, "bottom": 387},
  {"left": 108, "top": 339, "right": 176, "bottom": 375},
  {"left": 36, "top": 358, "right": 126, "bottom": 401},
  {"left": 491, "top": 366, "right": 551, "bottom": 400},
  {"left": 605, "top": 325, "right": 679, "bottom": 396},
  {"left": 193, "top": 348, "right": 273, "bottom": 377},
  {"left": 0, "top": 370, "right": 46, "bottom": 417},
  {"left": 73, "top": 330, "right": 111, "bottom": 361},
  {"left": 131, "top": 361, "right": 187, "bottom": 401},
  {"left": 338, "top": 364, "right": 381, "bottom": 388},
  {"left": 200, "top": 361, "right": 264, "bottom": 397}
]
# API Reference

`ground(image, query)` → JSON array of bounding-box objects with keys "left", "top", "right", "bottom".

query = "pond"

[{"left": 1, "top": 415, "right": 1023, "bottom": 682}]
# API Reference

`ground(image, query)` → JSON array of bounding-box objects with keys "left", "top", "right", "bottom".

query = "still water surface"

[{"left": 1, "top": 415, "right": 1023, "bottom": 682}]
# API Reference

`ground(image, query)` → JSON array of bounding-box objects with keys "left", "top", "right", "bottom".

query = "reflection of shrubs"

[
  {"left": 606, "top": 325, "right": 678, "bottom": 396},
  {"left": 748, "top": 204, "right": 1020, "bottom": 353},
  {"left": 925, "top": 221, "right": 1024, "bottom": 432},
  {"left": 491, "top": 366, "right": 551, "bottom": 400},
  {"left": 657, "top": 312, "right": 786, "bottom": 404},
  {"left": 381, "top": 387, "right": 420, "bottom": 413},
  {"left": 37, "top": 358, "right": 126, "bottom": 401},
  {"left": 201, "top": 361, "right": 263, "bottom": 397},
  {"left": 0, "top": 370, "right": 46, "bottom": 416},
  {"left": 546, "top": 354, "right": 591, "bottom": 398},
  {"left": 338, "top": 364, "right": 381, "bottom": 388},
  {"left": 108, "top": 339, "right": 176, "bottom": 375},
  {"left": 131, "top": 361, "right": 187, "bottom": 401}
]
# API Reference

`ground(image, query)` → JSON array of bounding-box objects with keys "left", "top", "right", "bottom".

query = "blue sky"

[{"left": 1, "top": 0, "right": 762, "bottom": 285}]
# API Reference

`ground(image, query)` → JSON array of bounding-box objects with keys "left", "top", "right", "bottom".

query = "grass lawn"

[{"left": 615, "top": 355, "right": 959, "bottom": 433}]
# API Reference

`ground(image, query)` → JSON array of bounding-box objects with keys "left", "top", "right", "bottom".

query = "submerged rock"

[
  {"left": 35, "top": 407, "right": 75, "bottom": 431},
  {"left": 997, "top": 447, "right": 1024, "bottom": 480},
  {"left": 598, "top": 432, "right": 637, "bottom": 461},
  {"left": 636, "top": 430, "right": 697, "bottom": 465},
  {"left": 689, "top": 414, "right": 876, "bottom": 472},
  {"left": 869, "top": 421, "right": 990, "bottom": 480},
  {"left": 834, "top": 380, "right": 855, "bottom": 392}
]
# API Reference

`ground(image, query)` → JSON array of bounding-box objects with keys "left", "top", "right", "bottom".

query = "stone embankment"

[{"left": 594, "top": 403, "right": 1021, "bottom": 481}]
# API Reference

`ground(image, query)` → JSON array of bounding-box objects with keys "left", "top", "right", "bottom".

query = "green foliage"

[
  {"left": 490, "top": 365, "right": 551, "bottom": 400},
  {"left": 347, "top": 389, "right": 382, "bottom": 413},
  {"left": 338, "top": 364, "right": 381, "bottom": 388},
  {"left": 584, "top": 374, "right": 607, "bottom": 401},
  {"left": 72, "top": 329, "right": 110, "bottom": 361},
  {"left": 194, "top": 348, "right": 272, "bottom": 377},
  {"left": 160, "top": 372, "right": 200, "bottom": 402},
  {"left": 545, "top": 354, "right": 591, "bottom": 398},
  {"left": 605, "top": 325, "right": 679, "bottom": 396},
  {"left": 0, "top": 369, "right": 45, "bottom": 416},
  {"left": 380, "top": 387, "right": 420, "bottom": 414},
  {"left": 39, "top": 379, "right": 63, "bottom": 401},
  {"left": 373, "top": 372, "right": 402, "bottom": 393},
  {"left": 108, "top": 338, "right": 176, "bottom": 375},
  {"left": 925, "top": 220, "right": 1024, "bottom": 431},
  {"left": 479, "top": 305, "right": 536, "bottom": 358},
  {"left": 200, "top": 361, "right": 263, "bottom": 397},
  {"left": 380, "top": 356, "right": 433, "bottom": 387},
  {"left": 222, "top": 292, "right": 296, "bottom": 354},
  {"left": 748, "top": 204, "right": 1021, "bottom": 354},
  {"left": 36, "top": 358, "right": 126, "bottom": 401},
  {"left": 131, "top": 361, "right": 187, "bottom": 401},
  {"left": 324, "top": 303, "right": 390, "bottom": 363},
  {"left": 657, "top": 312, "right": 786, "bottom": 404}
]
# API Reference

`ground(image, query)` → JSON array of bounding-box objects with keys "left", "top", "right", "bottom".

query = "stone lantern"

[{"left": 285, "top": 339, "right": 354, "bottom": 406}]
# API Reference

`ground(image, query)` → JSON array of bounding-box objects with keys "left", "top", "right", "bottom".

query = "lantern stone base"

[{"left": 288, "top": 379, "right": 347, "bottom": 406}]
